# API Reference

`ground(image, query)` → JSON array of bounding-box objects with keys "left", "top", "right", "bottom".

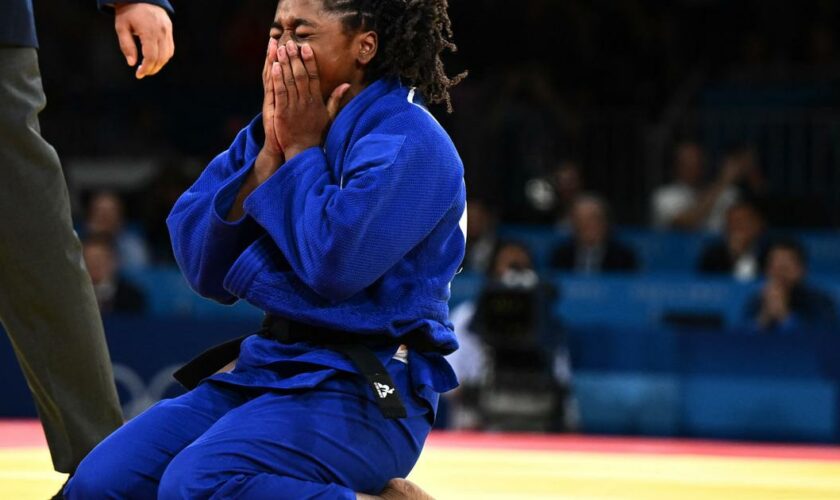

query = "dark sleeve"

[
  {"left": 97, "top": 0, "right": 174, "bottom": 14},
  {"left": 698, "top": 243, "right": 728, "bottom": 274},
  {"left": 744, "top": 292, "right": 763, "bottom": 322},
  {"left": 114, "top": 280, "right": 148, "bottom": 314},
  {"left": 627, "top": 246, "right": 639, "bottom": 271},
  {"left": 610, "top": 241, "right": 639, "bottom": 272},
  {"left": 550, "top": 243, "right": 574, "bottom": 270},
  {"left": 808, "top": 291, "right": 839, "bottom": 330}
]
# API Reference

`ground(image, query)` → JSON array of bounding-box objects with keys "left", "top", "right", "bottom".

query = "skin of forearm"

[{"left": 226, "top": 149, "right": 283, "bottom": 222}]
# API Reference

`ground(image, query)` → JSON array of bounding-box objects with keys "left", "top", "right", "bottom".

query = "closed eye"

[{"left": 270, "top": 22, "right": 283, "bottom": 39}]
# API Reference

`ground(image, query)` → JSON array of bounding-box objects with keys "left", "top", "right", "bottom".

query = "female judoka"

[{"left": 65, "top": 0, "right": 467, "bottom": 498}]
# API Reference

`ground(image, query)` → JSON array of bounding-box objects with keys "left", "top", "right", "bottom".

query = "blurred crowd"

[
  {"left": 463, "top": 149, "right": 838, "bottom": 330},
  {"left": 38, "top": 0, "right": 840, "bottom": 432},
  {"left": 36, "top": 1, "right": 840, "bottom": 224}
]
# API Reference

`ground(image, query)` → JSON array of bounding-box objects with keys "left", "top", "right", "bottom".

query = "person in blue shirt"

[
  {"left": 0, "top": 0, "right": 172, "bottom": 487},
  {"left": 744, "top": 239, "right": 838, "bottom": 334},
  {"left": 66, "top": 0, "right": 467, "bottom": 498}
]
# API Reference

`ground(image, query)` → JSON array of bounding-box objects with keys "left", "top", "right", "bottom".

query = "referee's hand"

[{"left": 113, "top": 3, "right": 175, "bottom": 79}]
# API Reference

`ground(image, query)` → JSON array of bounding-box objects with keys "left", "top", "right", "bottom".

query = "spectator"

[
  {"left": 744, "top": 239, "right": 838, "bottom": 333},
  {"left": 141, "top": 164, "right": 194, "bottom": 264},
  {"left": 522, "top": 159, "right": 584, "bottom": 226},
  {"left": 448, "top": 241, "right": 574, "bottom": 431},
  {"left": 82, "top": 234, "right": 147, "bottom": 315},
  {"left": 462, "top": 198, "right": 499, "bottom": 274},
  {"left": 550, "top": 195, "right": 639, "bottom": 273},
  {"left": 723, "top": 143, "right": 767, "bottom": 201},
  {"left": 551, "top": 160, "right": 584, "bottom": 228},
  {"left": 451, "top": 242, "right": 537, "bottom": 393},
  {"left": 85, "top": 191, "right": 150, "bottom": 269},
  {"left": 698, "top": 201, "right": 768, "bottom": 281},
  {"left": 651, "top": 141, "right": 739, "bottom": 232}
]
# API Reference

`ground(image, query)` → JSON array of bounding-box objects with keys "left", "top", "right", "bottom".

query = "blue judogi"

[{"left": 66, "top": 78, "right": 466, "bottom": 499}]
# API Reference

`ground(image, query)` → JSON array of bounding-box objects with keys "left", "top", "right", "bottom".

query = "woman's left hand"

[{"left": 271, "top": 40, "right": 351, "bottom": 160}]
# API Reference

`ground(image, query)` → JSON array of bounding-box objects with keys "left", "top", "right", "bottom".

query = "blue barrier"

[
  {"left": 573, "top": 373, "right": 681, "bottom": 436},
  {"left": 2, "top": 262, "right": 839, "bottom": 443},
  {"left": 122, "top": 266, "right": 265, "bottom": 322},
  {"left": 554, "top": 274, "right": 757, "bottom": 328},
  {"left": 0, "top": 314, "right": 837, "bottom": 442},
  {"left": 680, "top": 377, "right": 836, "bottom": 442},
  {"left": 567, "top": 326, "right": 840, "bottom": 442},
  {"left": 0, "top": 316, "right": 259, "bottom": 419},
  {"left": 452, "top": 272, "right": 762, "bottom": 328},
  {"left": 498, "top": 225, "right": 840, "bottom": 274}
]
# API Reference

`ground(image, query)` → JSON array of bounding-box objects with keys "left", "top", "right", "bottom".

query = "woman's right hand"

[{"left": 262, "top": 38, "right": 284, "bottom": 160}]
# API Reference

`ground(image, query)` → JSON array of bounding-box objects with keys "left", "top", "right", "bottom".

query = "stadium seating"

[
  {"left": 2, "top": 227, "right": 839, "bottom": 441},
  {"left": 498, "top": 225, "right": 840, "bottom": 275}
]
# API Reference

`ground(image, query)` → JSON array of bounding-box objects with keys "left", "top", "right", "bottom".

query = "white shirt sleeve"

[{"left": 652, "top": 185, "right": 695, "bottom": 228}]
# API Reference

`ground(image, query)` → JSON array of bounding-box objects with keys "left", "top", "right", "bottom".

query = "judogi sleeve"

[
  {"left": 243, "top": 134, "right": 463, "bottom": 302},
  {"left": 166, "top": 127, "right": 264, "bottom": 303}
]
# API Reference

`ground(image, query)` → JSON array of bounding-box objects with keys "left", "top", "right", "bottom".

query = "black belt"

[{"left": 172, "top": 315, "right": 435, "bottom": 419}]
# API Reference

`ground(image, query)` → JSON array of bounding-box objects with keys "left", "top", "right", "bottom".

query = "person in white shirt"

[{"left": 651, "top": 141, "right": 740, "bottom": 232}]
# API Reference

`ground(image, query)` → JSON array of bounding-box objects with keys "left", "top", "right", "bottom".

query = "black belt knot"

[{"left": 259, "top": 315, "right": 408, "bottom": 419}]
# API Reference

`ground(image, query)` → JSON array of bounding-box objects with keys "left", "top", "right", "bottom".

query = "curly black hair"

[{"left": 321, "top": 0, "right": 466, "bottom": 112}]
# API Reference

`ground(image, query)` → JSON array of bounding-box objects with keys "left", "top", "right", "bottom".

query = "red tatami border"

[{"left": 3, "top": 420, "right": 840, "bottom": 462}]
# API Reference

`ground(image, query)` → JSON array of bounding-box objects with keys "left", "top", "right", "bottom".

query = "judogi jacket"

[{"left": 167, "top": 78, "right": 466, "bottom": 412}]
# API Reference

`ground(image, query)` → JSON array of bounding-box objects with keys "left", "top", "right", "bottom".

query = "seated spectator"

[
  {"left": 550, "top": 195, "right": 639, "bottom": 273},
  {"left": 698, "top": 201, "right": 768, "bottom": 281},
  {"left": 522, "top": 159, "right": 584, "bottom": 226},
  {"left": 141, "top": 164, "right": 193, "bottom": 264},
  {"left": 551, "top": 160, "right": 584, "bottom": 228},
  {"left": 448, "top": 241, "right": 575, "bottom": 431},
  {"left": 651, "top": 141, "right": 739, "bottom": 232},
  {"left": 462, "top": 198, "right": 499, "bottom": 274},
  {"left": 82, "top": 234, "right": 147, "bottom": 315},
  {"left": 85, "top": 190, "right": 150, "bottom": 270},
  {"left": 744, "top": 239, "right": 838, "bottom": 333}
]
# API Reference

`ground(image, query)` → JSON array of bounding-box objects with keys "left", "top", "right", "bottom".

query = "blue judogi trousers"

[{"left": 64, "top": 358, "right": 433, "bottom": 499}]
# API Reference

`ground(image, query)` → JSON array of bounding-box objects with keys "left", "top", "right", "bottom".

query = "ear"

[{"left": 357, "top": 31, "right": 378, "bottom": 65}]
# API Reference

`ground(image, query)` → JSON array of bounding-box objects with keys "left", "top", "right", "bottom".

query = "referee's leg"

[{"left": 0, "top": 46, "right": 123, "bottom": 473}]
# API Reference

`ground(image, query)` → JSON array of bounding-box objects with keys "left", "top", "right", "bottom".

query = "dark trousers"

[{"left": 0, "top": 47, "right": 123, "bottom": 473}]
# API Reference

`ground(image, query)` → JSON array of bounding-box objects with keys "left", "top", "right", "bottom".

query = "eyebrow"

[{"left": 271, "top": 18, "right": 317, "bottom": 30}]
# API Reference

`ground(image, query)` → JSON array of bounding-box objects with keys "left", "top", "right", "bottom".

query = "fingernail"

[
  {"left": 272, "top": 62, "right": 280, "bottom": 75},
  {"left": 278, "top": 46, "right": 286, "bottom": 60},
  {"left": 301, "top": 44, "right": 312, "bottom": 57},
  {"left": 288, "top": 43, "right": 297, "bottom": 55}
]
